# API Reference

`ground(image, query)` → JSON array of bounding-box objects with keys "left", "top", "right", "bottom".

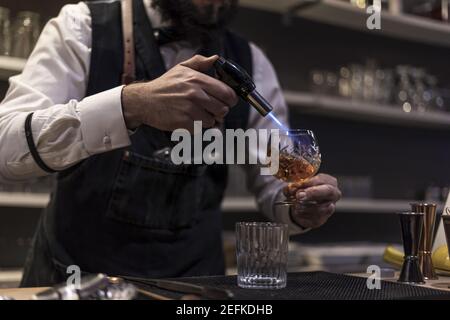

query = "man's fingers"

[
  {"left": 188, "top": 89, "right": 229, "bottom": 125},
  {"left": 293, "top": 203, "right": 335, "bottom": 229},
  {"left": 296, "top": 202, "right": 334, "bottom": 217},
  {"left": 202, "top": 92, "right": 230, "bottom": 118},
  {"left": 296, "top": 184, "right": 341, "bottom": 203},
  {"left": 181, "top": 54, "right": 219, "bottom": 72},
  {"left": 180, "top": 55, "right": 239, "bottom": 107},
  {"left": 189, "top": 106, "right": 217, "bottom": 129},
  {"left": 195, "top": 72, "right": 239, "bottom": 107},
  {"left": 295, "top": 174, "right": 338, "bottom": 189}
]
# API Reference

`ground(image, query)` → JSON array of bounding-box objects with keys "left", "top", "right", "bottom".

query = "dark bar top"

[{"left": 127, "top": 271, "right": 450, "bottom": 300}]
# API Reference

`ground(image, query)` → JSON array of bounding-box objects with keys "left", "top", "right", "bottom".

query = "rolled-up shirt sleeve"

[
  {"left": 243, "top": 43, "right": 307, "bottom": 235},
  {"left": 0, "top": 2, "right": 130, "bottom": 182}
]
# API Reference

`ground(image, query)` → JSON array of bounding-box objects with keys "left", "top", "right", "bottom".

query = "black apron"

[{"left": 21, "top": 0, "right": 252, "bottom": 287}]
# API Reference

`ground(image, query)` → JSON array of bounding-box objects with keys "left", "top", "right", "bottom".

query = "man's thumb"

[{"left": 181, "top": 55, "right": 219, "bottom": 72}]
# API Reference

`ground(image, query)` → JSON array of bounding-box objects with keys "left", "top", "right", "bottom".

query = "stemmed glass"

[{"left": 269, "top": 129, "right": 321, "bottom": 206}]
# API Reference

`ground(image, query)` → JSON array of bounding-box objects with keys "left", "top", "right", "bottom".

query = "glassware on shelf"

[
  {"left": 411, "top": 67, "right": 428, "bottom": 113},
  {"left": 0, "top": 6, "right": 11, "bottom": 56},
  {"left": 11, "top": 11, "right": 41, "bottom": 58},
  {"left": 424, "top": 75, "right": 441, "bottom": 111},
  {"left": 403, "top": 0, "right": 449, "bottom": 22},
  {"left": 310, "top": 70, "right": 338, "bottom": 96},
  {"left": 375, "top": 68, "right": 394, "bottom": 104},
  {"left": 325, "top": 71, "right": 338, "bottom": 96},
  {"left": 310, "top": 69, "right": 325, "bottom": 95},
  {"left": 443, "top": 0, "right": 449, "bottom": 22},
  {"left": 311, "top": 61, "right": 446, "bottom": 114},
  {"left": 363, "top": 59, "right": 377, "bottom": 102},
  {"left": 395, "top": 65, "right": 415, "bottom": 113},
  {"left": 338, "top": 66, "right": 352, "bottom": 98},
  {"left": 350, "top": 64, "right": 364, "bottom": 101}
]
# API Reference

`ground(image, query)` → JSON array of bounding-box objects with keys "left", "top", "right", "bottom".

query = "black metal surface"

[{"left": 128, "top": 271, "right": 450, "bottom": 300}]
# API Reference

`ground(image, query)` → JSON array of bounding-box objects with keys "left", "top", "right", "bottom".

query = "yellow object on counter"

[
  {"left": 432, "top": 245, "right": 450, "bottom": 275},
  {"left": 383, "top": 245, "right": 450, "bottom": 275},
  {"left": 382, "top": 245, "right": 403, "bottom": 268}
]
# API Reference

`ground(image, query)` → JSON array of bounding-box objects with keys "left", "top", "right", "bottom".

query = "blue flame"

[{"left": 268, "top": 112, "right": 288, "bottom": 131}]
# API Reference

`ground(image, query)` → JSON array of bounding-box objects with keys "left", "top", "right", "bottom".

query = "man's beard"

[{"left": 152, "top": 0, "right": 239, "bottom": 46}]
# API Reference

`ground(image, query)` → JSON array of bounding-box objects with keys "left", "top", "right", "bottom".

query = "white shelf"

[
  {"left": 0, "top": 192, "right": 443, "bottom": 214},
  {"left": 0, "top": 269, "right": 23, "bottom": 284},
  {"left": 0, "top": 56, "right": 26, "bottom": 81},
  {"left": 240, "top": 0, "right": 450, "bottom": 48},
  {"left": 222, "top": 197, "right": 258, "bottom": 212},
  {"left": 0, "top": 192, "right": 49, "bottom": 208},
  {"left": 2, "top": 2, "right": 449, "bottom": 81},
  {"left": 0, "top": 192, "right": 249, "bottom": 211},
  {"left": 284, "top": 90, "right": 450, "bottom": 129},
  {"left": 337, "top": 198, "right": 443, "bottom": 213},
  {"left": 222, "top": 197, "right": 444, "bottom": 214}
]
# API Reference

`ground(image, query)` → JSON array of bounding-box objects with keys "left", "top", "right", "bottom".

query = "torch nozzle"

[{"left": 213, "top": 57, "right": 273, "bottom": 117}]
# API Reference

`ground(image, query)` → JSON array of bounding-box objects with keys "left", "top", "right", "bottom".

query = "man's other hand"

[{"left": 284, "top": 174, "right": 341, "bottom": 229}]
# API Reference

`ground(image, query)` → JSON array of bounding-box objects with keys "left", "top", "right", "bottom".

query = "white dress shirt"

[{"left": 0, "top": 0, "right": 304, "bottom": 233}]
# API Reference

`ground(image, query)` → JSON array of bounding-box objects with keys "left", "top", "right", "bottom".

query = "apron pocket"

[{"left": 106, "top": 150, "right": 206, "bottom": 230}]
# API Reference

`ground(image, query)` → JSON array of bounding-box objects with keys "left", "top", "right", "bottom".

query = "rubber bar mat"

[{"left": 127, "top": 271, "right": 450, "bottom": 300}]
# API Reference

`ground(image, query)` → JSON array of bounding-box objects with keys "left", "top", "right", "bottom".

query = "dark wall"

[
  {"left": 1, "top": 2, "right": 449, "bottom": 260},
  {"left": 231, "top": 8, "right": 450, "bottom": 200},
  {"left": 231, "top": 8, "right": 450, "bottom": 91},
  {"left": 2, "top": 3, "right": 449, "bottom": 200}
]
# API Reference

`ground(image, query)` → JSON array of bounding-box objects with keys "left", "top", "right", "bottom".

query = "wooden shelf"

[
  {"left": 0, "top": 269, "right": 23, "bottom": 284},
  {"left": 240, "top": 0, "right": 450, "bottom": 48},
  {"left": 0, "top": 192, "right": 442, "bottom": 213},
  {"left": 1, "top": 192, "right": 249, "bottom": 211},
  {"left": 2, "top": 2, "right": 450, "bottom": 81},
  {"left": 284, "top": 90, "right": 450, "bottom": 130},
  {"left": 222, "top": 197, "right": 258, "bottom": 212},
  {"left": 0, "top": 56, "right": 26, "bottom": 81}
]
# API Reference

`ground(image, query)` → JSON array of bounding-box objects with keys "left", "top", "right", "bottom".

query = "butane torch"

[{"left": 213, "top": 57, "right": 273, "bottom": 117}]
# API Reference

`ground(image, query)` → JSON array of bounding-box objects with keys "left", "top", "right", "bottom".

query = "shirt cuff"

[
  {"left": 273, "top": 189, "right": 311, "bottom": 235},
  {"left": 78, "top": 86, "right": 131, "bottom": 154}
]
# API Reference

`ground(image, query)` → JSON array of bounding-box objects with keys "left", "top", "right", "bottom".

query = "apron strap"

[{"left": 121, "top": 0, "right": 136, "bottom": 84}]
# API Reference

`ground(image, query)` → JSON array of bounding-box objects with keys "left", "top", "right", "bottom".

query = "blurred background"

[{"left": 0, "top": 0, "right": 449, "bottom": 287}]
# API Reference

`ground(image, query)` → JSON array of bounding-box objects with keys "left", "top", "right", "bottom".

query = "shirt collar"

[
  {"left": 143, "top": 0, "right": 170, "bottom": 29},
  {"left": 143, "top": 0, "right": 200, "bottom": 50}
]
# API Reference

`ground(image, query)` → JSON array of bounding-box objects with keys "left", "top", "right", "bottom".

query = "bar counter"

[{"left": 2, "top": 272, "right": 450, "bottom": 300}]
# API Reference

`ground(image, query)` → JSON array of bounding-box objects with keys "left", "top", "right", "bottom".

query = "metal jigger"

[
  {"left": 410, "top": 203, "right": 438, "bottom": 280},
  {"left": 397, "top": 211, "right": 425, "bottom": 284}
]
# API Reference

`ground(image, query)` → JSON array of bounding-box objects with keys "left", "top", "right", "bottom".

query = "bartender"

[{"left": 0, "top": 0, "right": 341, "bottom": 287}]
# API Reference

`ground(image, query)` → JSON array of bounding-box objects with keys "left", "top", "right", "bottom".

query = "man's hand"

[
  {"left": 121, "top": 55, "right": 239, "bottom": 132},
  {"left": 284, "top": 174, "right": 341, "bottom": 229}
]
